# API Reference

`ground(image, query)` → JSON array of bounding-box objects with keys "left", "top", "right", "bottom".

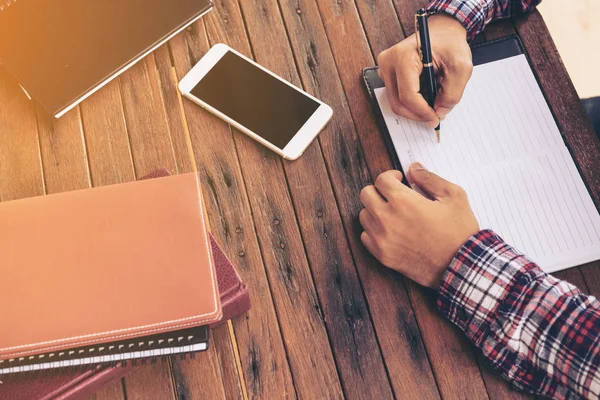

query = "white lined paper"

[{"left": 374, "top": 54, "right": 600, "bottom": 273}]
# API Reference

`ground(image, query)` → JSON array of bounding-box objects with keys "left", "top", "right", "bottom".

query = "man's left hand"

[{"left": 359, "top": 162, "right": 480, "bottom": 288}]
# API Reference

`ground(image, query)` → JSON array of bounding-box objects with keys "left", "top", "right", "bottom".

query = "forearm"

[
  {"left": 438, "top": 230, "right": 600, "bottom": 398},
  {"left": 426, "top": 0, "right": 542, "bottom": 40}
]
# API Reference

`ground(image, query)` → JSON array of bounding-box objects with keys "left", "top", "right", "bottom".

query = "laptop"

[{"left": 0, "top": 0, "right": 212, "bottom": 118}]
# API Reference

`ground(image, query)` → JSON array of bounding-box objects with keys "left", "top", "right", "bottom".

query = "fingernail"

[
  {"left": 411, "top": 162, "right": 426, "bottom": 171},
  {"left": 436, "top": 107, "right": 450, "bottom": 120},
  {"left": 426, "top": 119, "right": 438, "bottom": 129}
]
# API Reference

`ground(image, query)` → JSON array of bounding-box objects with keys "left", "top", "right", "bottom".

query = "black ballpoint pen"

[{"left": 415, "top": 8, "right": 441, "bottom": 142}]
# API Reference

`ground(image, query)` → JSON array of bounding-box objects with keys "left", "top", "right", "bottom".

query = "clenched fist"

[
  {"left": 359, "top": 163, "right": 480, "bottom": 288},
  {"left": 377, "top": 14, "right": 472, "bottom": 126}
]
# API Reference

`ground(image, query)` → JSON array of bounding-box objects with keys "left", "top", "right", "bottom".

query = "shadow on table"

[{"left": 583, "top": 96, "right": 600, "bottom": 139}]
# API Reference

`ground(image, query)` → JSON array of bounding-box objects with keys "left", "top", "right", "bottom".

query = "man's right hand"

[{"left": 376, "top": 13, "right": 473, "bottom": 125}]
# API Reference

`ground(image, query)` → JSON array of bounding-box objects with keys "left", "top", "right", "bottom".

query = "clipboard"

[
  {"left": 362, "top": 35, "right": 530, "bottom": 173},
  {"left": 361, "top": 35, "right": 600, "bottom": 273}
]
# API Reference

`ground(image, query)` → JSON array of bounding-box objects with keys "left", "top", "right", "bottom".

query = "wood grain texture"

[
  {"left": 153, "top": 44, "right": 197, "bottom": 175},
  {"left": 355, "top": 0, "right": 405, "bottom": 57},
  {"left": 79, "top": 80, "right": 135, "bottom": 186},
  {"left": 238, "top": 0, "right": 398, "bottom": 398},
  {"left": 153, "top": 38, "right": 246, "bottom": 400},
  {"left": 0, "top": 68, "right": 44, "bottom": 201},
  {"left": 123, "top": 363, "right": 177, "bottom": 400},
  {"left": 36, "top": 106, "right": 91, "bottom": 193},
  {"left": 314, "top": 0, "right": 489, "bottom": 398},
  {"left": 169, "top": 14, "right": 297, "bottom": 399},
  {"left": 91, "top": 380, "right": 126, "bottom": 400},
  {"left": 118, "top": 55, "right": 177, "bottom": 177},
  {"left": 198, "top": 2, "right": 344, "bottom": 398},
  {"left": 116, "top": 46, "right": 237, "bottom": 400},
  {"left": 211, "top": 323, "right": 246, "bottom": 400}
]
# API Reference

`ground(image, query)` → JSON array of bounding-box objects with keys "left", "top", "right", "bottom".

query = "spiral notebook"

[
  {"left": 0, "top": 0, "right": 212, "bottom": 118},
  {"left": 363, "top": 36, "right": 600, "bottom": 273},
  {"left": 0, "top": 173, "right": 221, "bottom": 376}
]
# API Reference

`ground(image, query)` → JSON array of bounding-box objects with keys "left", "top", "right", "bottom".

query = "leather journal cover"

[
  {"left": 0, "top": 0, "right": 212, "bottom": 118},
  {"left": 0, "top": 169, "right": 251, "bottom": 400},
  {"left": 0, "top": 173, "right": 222, "bottom": 375}
]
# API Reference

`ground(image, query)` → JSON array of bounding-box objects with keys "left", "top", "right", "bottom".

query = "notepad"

[
  {"left": 0, "top": 173, "right": 221, "bottom": 375},
  {"left": 374, "top": 54, "right": 600, "bottom": 273}
]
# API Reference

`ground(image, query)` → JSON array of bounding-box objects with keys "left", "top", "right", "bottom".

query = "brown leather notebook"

[
  {"left": 0, "top": 169, "right": 251, "bottom": 399},
  {"left": 0, "top": 0, "right": 212, "bottom": 117},
  {"left": 0, "top": 173, "right": 221, "bottom": 375},
  {"left": 0, "top": 234, "right": 251, "bottom": 400}
]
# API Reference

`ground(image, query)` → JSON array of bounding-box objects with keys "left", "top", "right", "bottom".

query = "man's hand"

[
  {"left": 377, "top": 14, "right": 472, "bottom": 125},
  {"left": 359, "top": 163, "right": 479, "bottom": 288}
]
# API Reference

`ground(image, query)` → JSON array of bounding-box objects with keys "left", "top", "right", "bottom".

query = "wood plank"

[
  {"left": 354, "top": 0, "right": 405, "bottom": 57},
  {"left": 91, "top": 380, "right": 126, "bottom": 400},
  {"left": 153, "top": 44, "right": 196, "bottom": 174},
  {"left": 177, "top": 4, "right": 344, "bottom": 397},
  {"left": 483, "top": 20, "right": 517, "bottom": 41},
  {"left": 513, "top": 11, "right": 600, "bottom": 300},
  {"left": 123, "top": 362, "right": 177, "bottom": 400},
  {"left": 211, "top": 323, "right": 246, "bottom": 400},
  {"left": 316, "top": 0, "right": 489, "bottom": 397},
  {"left": 168, "top": 324, "right": 244, "bottom": 400},
  {"left": 153, "top": 42, "right": 246, "bottom": 400},
  {"left": 0, "top": 68, "right": 44, "bottom": 201},
  {"left": 273, "top": 0, "right": 441, "bottom": 397},
  {"left": 79, "top": 80, "right": 135, "bottom": 186},
  {"left": 169, "top": 28, "right": 296, "bottom": 398},
  {"left": 36, "top": 106, "right": 91, "bottom": 193},
  {"left": 118, "top": 55, "right": 177, "bottom": 177},
  {"left": 236, "top": 0, "right": 397, "bottom": 395},
  {"left": 117, "top": 52, "right": 230, "bottom": 400}
]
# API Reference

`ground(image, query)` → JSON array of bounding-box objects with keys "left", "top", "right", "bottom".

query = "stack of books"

[{"left": 0, "top": 170, "right": 250, "bottom": 399}]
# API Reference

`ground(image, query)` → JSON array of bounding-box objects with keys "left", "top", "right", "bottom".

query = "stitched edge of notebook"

[
  {"left": 362, "top": 67, "right": 378, "bottom": 98},
  {"left": 0, "top": 173, "right": 220, "bottom": 359}
]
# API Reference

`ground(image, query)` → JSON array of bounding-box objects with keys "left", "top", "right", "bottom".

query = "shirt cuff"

[
  {"left": 436, "top": 230, "right": 541, "bottom": 345},
  {"left": 426, "top": 0, "right": 491, "bottom": 40}
]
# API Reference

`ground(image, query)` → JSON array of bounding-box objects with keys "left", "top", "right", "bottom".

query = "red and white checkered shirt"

[
  {"left": 427, "top": 0, "right": 542, "bottom": 40},
  {"left": 440, "top": 230, "right": 600, "bottom": 398}
]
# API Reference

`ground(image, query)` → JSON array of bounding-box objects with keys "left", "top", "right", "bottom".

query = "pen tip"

[{"left": 435, "top": 129, "right": 441, "bottom": 143}]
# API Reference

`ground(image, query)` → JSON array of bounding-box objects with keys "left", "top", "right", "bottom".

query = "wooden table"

[{"left": 1, "top": 1, "right": 598, "bottom": 399}]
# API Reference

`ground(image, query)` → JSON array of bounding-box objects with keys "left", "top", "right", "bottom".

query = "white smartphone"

[{"left": 178, "top": 44, "right": 333, "bottom": 160}]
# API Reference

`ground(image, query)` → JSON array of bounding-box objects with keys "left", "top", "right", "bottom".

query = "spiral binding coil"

[{"left": 0, "top": 325, "right": 208, "bottom": 379}]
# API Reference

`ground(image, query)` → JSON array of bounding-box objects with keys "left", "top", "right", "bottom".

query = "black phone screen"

[{"left": 190, "top": 50, "right": 320, "bottom": 149}]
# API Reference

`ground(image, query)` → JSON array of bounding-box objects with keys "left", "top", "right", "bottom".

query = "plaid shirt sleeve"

[
  {"left": 426, "top": 0, "right": 542, "bottom": 40},
  {"left": 438, "top": 230, "right": 600, "bottom": 399}
]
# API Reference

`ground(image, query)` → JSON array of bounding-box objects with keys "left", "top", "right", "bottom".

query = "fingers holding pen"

[{"left": 377, "top": 44, "right": 439, "bottom": 127}]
